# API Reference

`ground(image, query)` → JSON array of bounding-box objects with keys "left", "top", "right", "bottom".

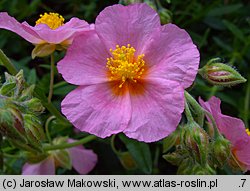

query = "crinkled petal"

[
  {"left": 0, "top": 12, "right": 42, "bottom": 44},
  {"left": 199, "top": 96, "right": 248, "bottom": 144},
  {"left": 95, "top": 3, "right": 160, "bottom": 54},
  {"left": 61, "top": 84, "right": 131, "bottom": 138},
  {"left": 124, "top": 78, "right": 184, "bottom": 142},
  {"left": 23, "top": 17, "right": 90, "bottom": 44},
  {"left": 22, "top": 156, "right": 55, "bottom": 175},
  {"left": 57, "top": 31, "right": 109, "bottom": 86},
  {"left": 144, "top": 24, "right": 200, "bottom": 88},
  {"left": 219, "top": 114, "right": 249, "bottom": 146},
  {"left": 67, "top": 141, "right": 97, "bottom": 174},
  {"left": 234, "top": 141, "right": 250, "bottom": 170}
]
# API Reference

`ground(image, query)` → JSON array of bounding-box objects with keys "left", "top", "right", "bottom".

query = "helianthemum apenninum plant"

[{"left": 0, "top": 0, "right": 249, "bottom": 175}]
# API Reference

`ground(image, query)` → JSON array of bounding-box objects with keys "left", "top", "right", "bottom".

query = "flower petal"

[
  {"left": 61, "top": 83, "right": 131, "bottom": 138},
  {"left": 234, "top": 141, "right": 250, "bottom": 170},
  {"left": 144, "top": 24, "right": 200, "bottom": 88},
  {"left": 57, "top": 31, "right": 109, "bottom": 86},
  {"left": 95, "top": 3, "right": 160, "bottom": 53},
  {"left": 123, "top": 78, "right": 184, "bottom": 142},
  {"left": 23, "top": 17, "right": 90, "bottom": 44},
  {"left": 68, "top": 145, "right": 97, "bottom": 174},
  {"left": 0, "top": 12, "right": 42, "bottom": 43},
  {"left": 22, "top": 156, "right": 55, "bottom": 175}
]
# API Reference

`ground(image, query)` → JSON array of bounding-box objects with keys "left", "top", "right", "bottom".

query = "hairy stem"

[
  {"left": 48, "top": 53, "right": 55, "bottom": 103},
  {"left": 43, "top": 135, "right": 97, "bottom": 151}
]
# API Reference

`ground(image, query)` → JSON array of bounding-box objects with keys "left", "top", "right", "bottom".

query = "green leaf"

[
  {"left": 27, "top": 69, "right": 37, "bottom": 84},
  {"left": 207, "top": 4, "right": 242, "bottom": 17},
  {"left": 119, "top": 134, "right": 152, "bottom": 174},
  {"left": 223, "top": 20, "right": 245, "bottom": 42}
]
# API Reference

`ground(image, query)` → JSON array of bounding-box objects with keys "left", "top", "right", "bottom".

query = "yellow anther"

[
  {"left": 246, "top": 128, "right": 250, "bottom": 136},
  {"left": 106, "top": 44, "right": 145, "bottom": 88},
  {"left": 36, "top": 12, "right": 64, "bottom": 30}
]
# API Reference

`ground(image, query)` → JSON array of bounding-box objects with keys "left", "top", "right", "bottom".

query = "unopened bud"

[
  {"left": 23, "top": 114, "right": 45, "bottom": 149},
  {"left": 163, "top": 127, "right": 181, "bottom": 153},
  {"left": 31, "top": 43, "right": 56, "bottom": 59},
  {"left": 159, "top": 8, "right": 172, "bottom": 24},
  {"left": 51, "top": 137, "right": 72, "bottom": 169},
  {"left": 211, "top": 136, "right": 231, "bottom": 168},
  {"left": 19, "top": 85, "right": 35, "bottom": 101},
  {"left": 24, "top": 98, "right": 45, "bottom": 114},
  {"left": 199, "top": 58, "right": 246, "bottom": 86},
  {"left": 118, "top": 151, "right": 137, "bottom": 170}
]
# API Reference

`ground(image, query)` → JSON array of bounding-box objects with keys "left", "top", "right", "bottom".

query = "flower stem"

[
  {"left": 111, "top": 135, "right": 121, "bottom": 156},
  {"left": 185, "top": 101, "right": 194, "bottom": 123},
  {"left": 45, "top": 116, "right": 56, "bottom": 143},
  {"left": 184, "top": 91, "right": 204, "bottom": 127},
  {"left": 203, "top": 109, "right": 220, "bottom": 138},
  {"left": 48, "top": 53, "right": 55, "bottom": 103},
  {"left": 43, "top": 135, "right": 97, "bottom": 151}
]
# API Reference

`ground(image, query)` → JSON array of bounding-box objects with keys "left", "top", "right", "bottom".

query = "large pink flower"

[
  {"left": 0, "top": 12, "right": 91, "bottom": 57},
  {"left": 22, "top": 139, "right": 97, "bottom": 175},
  {"left": 57, "top": 3, "right": 200, "bottom": 142},
  {"left": 199, "top": 96, "right": 250, "bottom": 170}
]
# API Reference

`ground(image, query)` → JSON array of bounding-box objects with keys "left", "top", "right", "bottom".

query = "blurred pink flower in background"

[
  {"left": 22, "top": 139, "right": 97, "bottom": 175},
  {"left": 0, "top": 12, "right": 91, "bottom": 57},
  {"left": 199, "top": 96, "right": 250, "bottom": 171},
  {"left": 57, "top": 3, "right": 200, "bottom": 142}
]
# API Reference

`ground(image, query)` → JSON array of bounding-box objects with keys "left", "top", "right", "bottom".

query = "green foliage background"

[{"left": 0, "top": 0, "right": 249, "bottom": 174}]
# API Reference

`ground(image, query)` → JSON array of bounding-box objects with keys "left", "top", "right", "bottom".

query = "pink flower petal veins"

[
  {"left": 0, "top": 12, "right": 42, "bottom": 44},
  {"left": 124, "top": 78, "right": 184, "bottom": 142},
  {"left": 57, "top": 31, "right": 109, "bottom": 86},
  {"left": 61, "top": 84, "right": 131, "bottom": 138},
  {"left": 95, "top": 3, "right": 160, "bottom": 54},
  {"left": 144, "top": 24, "right": 200, "bottom": 89}
]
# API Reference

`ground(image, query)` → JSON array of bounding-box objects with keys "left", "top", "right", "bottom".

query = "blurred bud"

[
  {"left": 159, "top": 8, "right": 172, "bottom": 24},
  {"left": 162, "top": 127, "right": 181, "bottom": 153},
  {"left": 51, "top": 137, "right": 72, "bottom": 169},
  {"left": 191, "top": 163, "right": 216, "bottom": 175},
  {"left": 23, "top": 98, "right": 45, "bottom": 114},
  {"left": 199, "top": 58, "right": 247, "bottom": 86},
  {"left": 51, "top": 149, "right": 72, "bottom": 170},
  {"left": 118, "top": 151, "right": 137, "bottom": 170},
  {"left": 31, "top": 43, "right": 56, "bottom": 59},
  {"left": 24, "top": 151, "right": 48, "bottom": 164},
  {"left": 163, "top": 151, "right": 183, "bottom": 166},
  {"left": 19, "top": 85, "right": 35, "bottom": 101},
  {"left": 0, "top": 82, "right": 16, "bottom": 96},
  {"left": 211, "top": 136, "right": 231, "bottom": 168},
  {"left": 0, "top": 103, "right": 27, "bottom": 143},
  {"left": 23, "top": 114, "right": 45, "bottom": 142},
  {"left": 177, "top": 158, "right": 193, "bottom": 174}
]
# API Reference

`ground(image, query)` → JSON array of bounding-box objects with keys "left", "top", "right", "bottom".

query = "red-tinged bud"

[{"left": 199, "top": 58, "right": 247, "bottom": 86}]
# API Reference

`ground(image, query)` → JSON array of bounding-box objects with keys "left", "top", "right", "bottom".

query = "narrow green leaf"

[
  {"left": 119, "top": 134, "right": 152, "bottom": 174},
  {"left": 223, "top": 20, "right": 245, "bottom": 42}
]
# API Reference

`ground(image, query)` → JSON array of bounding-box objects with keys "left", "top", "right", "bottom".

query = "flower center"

[
  {"left": 36, "top": 12, "right": 64, "bottom": 30},
  {"left": 106, "top": 44, "right": 145, "bottom": 88},
  {"left": 246, "top": 128, "right": 250, "bottom": 136}
]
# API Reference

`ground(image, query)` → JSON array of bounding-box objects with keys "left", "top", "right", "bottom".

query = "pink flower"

[
  {"left": 22, "top": 139, "right": 97, "bottom": 175},
  {"left": 57, "top": 3, "right": 200, "bottom": 142},
  {"left": 0, "top": 12, "right": 91, "bottom": 58},
  {"left": 199, "top": 96, "right": 250, "bottom": 170}
]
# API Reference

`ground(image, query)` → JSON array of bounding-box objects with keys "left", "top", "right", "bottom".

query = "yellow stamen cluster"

[
  {"left": 36, "top": 12, "right": 64, "bottom": 30},
  {"left": 246, "top": 128, "right": 250, "bottom": 136},
  {"left": 106, "top": 44, "right": 145, "bottom": 88}
]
